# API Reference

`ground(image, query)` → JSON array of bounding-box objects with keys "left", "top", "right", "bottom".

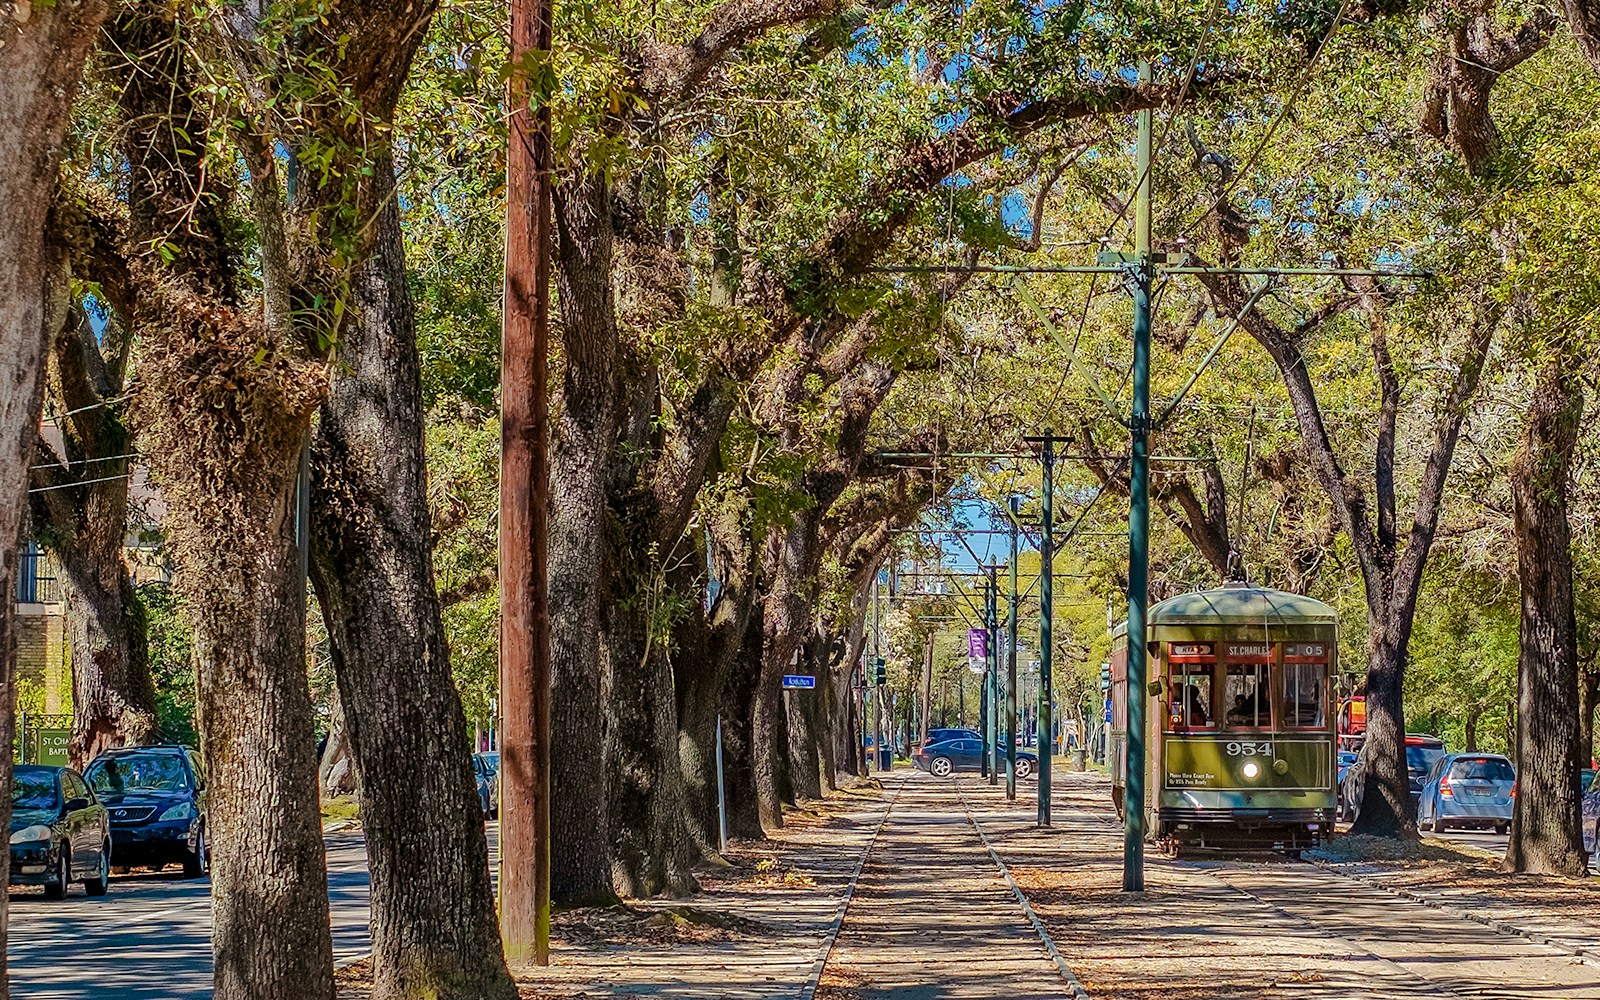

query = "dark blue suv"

[{"left": 83, "top": 745, "right": 208, "bottom": 878}]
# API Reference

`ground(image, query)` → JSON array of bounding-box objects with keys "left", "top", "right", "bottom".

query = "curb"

[
  {"left": 798, "top": 777, "right": 904, "bottom": 1000},
  {"left": 958, "top": 782, "right": 1094, "bottom": 1000},
  {"left": 1304, "top": 857, "right": 1600, "bottom": 970}
]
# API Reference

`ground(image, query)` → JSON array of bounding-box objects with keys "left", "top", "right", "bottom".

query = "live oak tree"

[
  {"left": 0, "top": 2, "right": 112, "bottom": 993},
  {"left": 68, "top": 2, "right": 512, "bottom": 996}
]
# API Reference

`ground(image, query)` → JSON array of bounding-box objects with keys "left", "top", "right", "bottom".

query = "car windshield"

[
  {"left": 85, "top": 754, "right": 189, "bottom": 794},
  {"left": 12, "top": 770, "right": 58, "bottom": 811},
  {"left": 1406, "top": 746, "right": 1445, "bottom": 772},
  {"left": 1450, "top": 758, "right": 1514, "bottom": 782}
]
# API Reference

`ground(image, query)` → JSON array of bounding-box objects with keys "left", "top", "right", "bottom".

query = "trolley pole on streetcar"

[
  {"left": 1114, "top": 61, "right": 1156, "bottom": 894},
  {"left": 500, "top": 0, "right": 555, "bottom": 964},
  {"left": 1006, "top": 501, "right": 1020, "bottom": 800}
]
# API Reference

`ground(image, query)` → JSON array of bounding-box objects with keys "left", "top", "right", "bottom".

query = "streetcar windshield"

[
  {"left": 1223, "top": 663, "right": 1271, "bottom": 728},
  {"left": 1168, "top": 664, "right": 1213, "bottom": 730},
  {"left": 1284, "top": 662, "right": 1326, "bottom": 728}
]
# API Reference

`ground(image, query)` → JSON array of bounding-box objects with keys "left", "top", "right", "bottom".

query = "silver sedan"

[{"left": 1418, "top": 753, "right": 1514, "bottom": 834}]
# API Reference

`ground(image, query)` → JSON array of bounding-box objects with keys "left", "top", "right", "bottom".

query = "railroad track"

[{"left": 811, "top": 772, "right": 1092, "bottom": 1000}]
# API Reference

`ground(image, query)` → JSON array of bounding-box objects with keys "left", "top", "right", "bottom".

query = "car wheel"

[
  {"left": 1495, "top": 823, "right": 1509, "bottom": 836},
  {"left": 1434, "top": 817, "right": 1449, "bottom": 833},
  {"left": 43, "top": 846, "right": 70, "bottom": 900},
  {"left": 84, "top": 843, "right": 110, "bottom": 897},
  {"left": 1015, "top": 758, "right": 1033, "bottom": 780},
  {"left": 931, "top": 757, "right": 953, "bottom": 778},
  {"left": 183, "top": 826, "right": 208, "bottom": 879}
]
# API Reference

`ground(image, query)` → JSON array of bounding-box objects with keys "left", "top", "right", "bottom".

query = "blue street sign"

[{"left": 782, "top": 674, "right": 817, "bottom": 690}]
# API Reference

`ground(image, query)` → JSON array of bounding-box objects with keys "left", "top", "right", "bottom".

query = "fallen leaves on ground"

[
  {"left": 335, "top": 959, "right": 591, "bottom": 999},
  {"left": 552, "top": 902, "right": 775, "bottom": 946}
]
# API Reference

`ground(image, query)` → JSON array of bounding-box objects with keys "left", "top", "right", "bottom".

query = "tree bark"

[
  {"left": 309, "top": 177, "right": 516, "bottom": 998},
  {"left": 548, "top": 173, "right": 621, "bottom": 903},
  {"left": 0, "top": 4, "right": 114, "bottom": 995},
  {"left": 1505, "top": 364, "right": 1587, "bottom": 876},
  {"left": 183, "top": 465, "right": 335, "bottom": 1000},
  {"left": 318, "top": 695, "right": 357, "bottom": 799},
  {"left": 31, "top": 309, "right": 159, "bottom": 766}
]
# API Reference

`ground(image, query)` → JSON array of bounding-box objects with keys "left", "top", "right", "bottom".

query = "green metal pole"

[
  {"left": 1006, "top": 500, "right": 1020, "bottom": 800},
  {"left": 1039, "top": 437, "right": 1055, "bottom": 827},
  {"left": 979, "top": 563, "right": 992, "bottom": 780},
  {"left": 1121, "top": 60, "right": 1155, "bottom": 894}
]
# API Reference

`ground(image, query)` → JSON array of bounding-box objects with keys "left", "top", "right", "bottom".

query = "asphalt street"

[{"left": 4, "top": 825, "right": 497, "bottom": 1000}]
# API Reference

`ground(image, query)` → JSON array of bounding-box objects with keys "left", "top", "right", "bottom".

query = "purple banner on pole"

[{"left": 968, "top": 628, "right": 987, "bottom": 660}]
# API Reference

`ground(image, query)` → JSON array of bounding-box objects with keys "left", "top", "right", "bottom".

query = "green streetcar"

[{"left": 1109, "top": 583, "right": 1338, "bottom": 856}]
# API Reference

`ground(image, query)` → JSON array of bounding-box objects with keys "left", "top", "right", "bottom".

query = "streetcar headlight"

[{"left": 1242, "top": 762, "right": 1261, "bottom": 780}]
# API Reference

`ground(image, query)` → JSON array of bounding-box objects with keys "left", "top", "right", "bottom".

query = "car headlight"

[
  {"left": 10, "top": 825, "right": 53, "bottom": 845},
  {"left": 158, "top": 802, "right": 196, "bottom": 822}
]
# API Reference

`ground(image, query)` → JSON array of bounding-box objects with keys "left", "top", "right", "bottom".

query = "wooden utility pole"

[{"left": 499, "top": 0, "right": 554, "bottom": 967}]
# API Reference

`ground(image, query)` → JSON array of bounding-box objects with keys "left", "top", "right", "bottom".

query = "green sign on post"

[{"left": 36, "top": 729, "right": 71, "bottom": 768}]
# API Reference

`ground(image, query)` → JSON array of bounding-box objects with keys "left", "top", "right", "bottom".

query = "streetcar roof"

[{"left": 1113, "top": 584, "right": 1337, "bottom": 635}]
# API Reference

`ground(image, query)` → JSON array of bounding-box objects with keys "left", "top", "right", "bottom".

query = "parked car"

[
  {"left": 1339, "top": 735, "right": 1446, "bottom": 822},
  {"left": 10, "top": 764, "right": 111, "bottom": 899},
  {"left": 83, "top": 745, "right": 207, "bottom": 877},
  {"left": 472, "top": 752, "right": 498, "bottom": 818},
  {"left": 1417, "top": 753, "right": 1514, "bottom": 834},
  {"left": 1335, "top": 751, "right": 1358, "bottom": 816},
  {"left": 912, "top": 738, "right": 1038, "bottom": 779}
]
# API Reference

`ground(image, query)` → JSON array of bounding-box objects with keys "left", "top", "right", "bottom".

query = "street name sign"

[{"left": 782, "top": 675, "right": 817, "bottom": 690}]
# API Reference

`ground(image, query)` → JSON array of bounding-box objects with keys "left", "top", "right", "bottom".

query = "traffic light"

[
  {"left": 874, "top": 656, "right": 887, "bottom": 687},
  {"left": 1099, "top": 662, "right": 1112, "bottom": 691}
]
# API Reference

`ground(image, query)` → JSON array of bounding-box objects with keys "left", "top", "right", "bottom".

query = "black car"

[
  {"left": 10, "top": 764, "right": 111, "bottom": 899},
  {"left": 83, "top": 745, "right": 207, "bottom": 877},
  {"left": 912, "top": 738, "right": 1039, "bottom": 779}
]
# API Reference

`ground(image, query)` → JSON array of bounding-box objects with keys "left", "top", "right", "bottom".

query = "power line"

[
  {"left": 30, "top": 452, "right": 140, "bottom": 471},
  {"left": 28, "top": 473, "right": 135, "bottom": 494}
]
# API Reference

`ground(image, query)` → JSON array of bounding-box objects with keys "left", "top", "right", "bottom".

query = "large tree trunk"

[
  {"left": 0, "top": 4, "right": 115, "bottom": 995},
  {"left": 1505, "top": 364, "right": 1587, "bottom": 876},
  {"left": 137, "top": 294, "right": 336, "bottom": 1000},
  {"left": 61, "top": 558, "right": 157, "bottom": 762},
  {"left": 721, "top": 603, "right": 767, "bottom": 840},
  {"left": 309, "top": 180, "right": 516, "bottom": 998},
  {"left": 1350, "top": 627, "right": 1415, "bottom": 837},
  {"left": 603, "top": 527, "right": 698, "bottom": 896},
  {"left": 755, "top": 519, "right": 815, "bottom": 830},
  {"left": 548, "top": 174, "right": 621, "bottom": 903},
  {"left": 32, "top": 312, "right": 159, "bottom": 766}
]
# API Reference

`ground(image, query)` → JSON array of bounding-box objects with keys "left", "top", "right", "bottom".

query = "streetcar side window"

[
  {"left": 1283, "top": 662, "right": 1326, "bottom": 728},
  {"left": 1168, "top": 664, "right": 1213, "bottom": 730},
  {"left": 1223, "top": 663, "right": 1271, "bottom": 729}
]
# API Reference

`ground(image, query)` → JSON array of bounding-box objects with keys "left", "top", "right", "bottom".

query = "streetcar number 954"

[{"left": 1225, "top": 741, "right": 1274, "bottom": 757}]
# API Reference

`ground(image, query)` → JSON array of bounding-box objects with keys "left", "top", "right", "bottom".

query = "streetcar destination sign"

[{"left": 782, "top": 675, "right": 817, "bottom": 689}]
